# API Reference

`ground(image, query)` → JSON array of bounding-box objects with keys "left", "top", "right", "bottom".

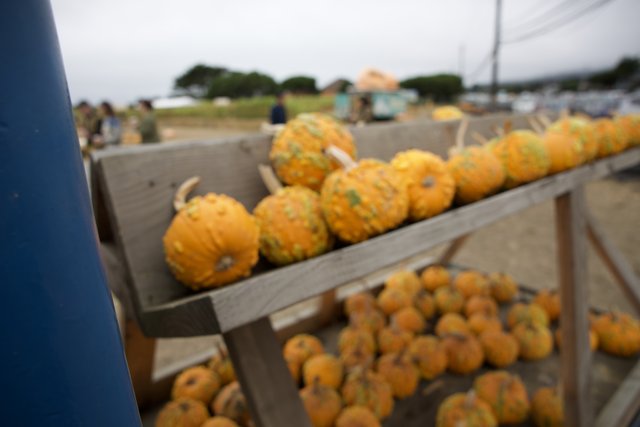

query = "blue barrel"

[{"left": 0, "top": 1, "right": 141, "bottom": 425}]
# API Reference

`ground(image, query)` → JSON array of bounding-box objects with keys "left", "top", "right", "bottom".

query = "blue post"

[{"left": 0, "top": 2, "right": 141, "bottom": 426}]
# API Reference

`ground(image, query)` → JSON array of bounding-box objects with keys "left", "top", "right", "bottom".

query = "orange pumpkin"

[
  {"left": 349, "top": 308, "right": 386, "bottom": 334},
  {"left": 377, "top": 323, "right": 414, "bottom": 355},
  {"left": 532, "top": 289, "right": 561, "bottom": 322},
  {"left": 479, "top": 330, "right": 519, "bottom": 368},
  {"left": 447, "top": 146, "right": 505, "bottom": 204},
  {"left": 615, "top": 114, "right": 640, "bottom": 147},
  {"left": 321, "top": 158, "right": 409, "bottom": 243},
  {"left": 512, "top": 323, "right": 553, "bottom": 361},
  {"left": 340, "top": 341, "right": 375, "bottom": 372},
  {"left": 441, "top": 333, "right": 485, "bottom": 375},
  {"left": 201, "top": 417, "right": 239, "bottom": 427},
  {"left": 435, "top": 313, "right": 471, "bottom": 337},
  {"left": 531, "top": 386, "right": 564, "bottom": 427},
  {"left": 421, "top": 265, "right": 451, "bottom": 292},
  {"left": 172, "top": 366, "right": 221, "bottom": 404},
  {"left": 339, "top": 326, "right": 376, "bottom": 354},
  {"left": 300, "top": 380, "right": 343, "bottom": 427},
  {"left": 390, "top": 149, "right": 455, "bottom": 220},
  {"left": 283, "top": 334, "right": 325, "bottom": 366},
  {"left": 454, "top": 270, "right": 491, "bottom": 299},
  {"left": 341, "top": 369, "right": 394, "bottom": 420},
  {"left": 490, "top": 130, "right": 550, "bottom": 189},
  {"left": 464, "top": 295, "right": 498, "bottom": 318},
  {"left": 507, "top": 303, "right": 549, "bottom": 329},
  {"left": 344, "top": 292, "right": 376, "bottom": 316},
  {"left": 592, "top": 312, "right": 640, "bottom": 357},
  {"left": 468, "top": 313, "right": 502, "bottom": 336},
  {"left": 548, "top": 116, "right": 598, "bottom": 162},
  {"left": 434, "top": 286, "right": 465, "bottom": 315},
  {"left": 253, "top": 186, "right": 332, "bottom": 266},
  {"left": 208, "top": 347, "right": 236, "bottom": 386},
  {"left": 391, "top": 306, "right": 426, "bottom": 334},
  {"left": 414, "top": 290, "right": 436, "bottom": 319},
  {"left": 488, "top": 272, "right": 518, "bottom": 304},
  {"left": 385, "top": 270, "right": 422, "bottom": 297},
  {"left": 376, "top": 287, "right": 412, "bottom": 316},
  {"left": 270, "top": 113, "right": 356, "bottom": 191},
  {"left": 593, "top": 118, "right": 627, "bottom": 158},
  {"left": 436, "top": 391, "right": 497, "bottom": 427},
  {"left": 335, "top": 406, "right": 381, "bottom": 427},
  {"left": 543, "top": 130, "right": 584, "bottom": 174},
  {"left": 303, "top": 354, "right": 344, "bottom": 389},
  {"left": 376, "top": 352, "right": 420, "bottom": 399},
  {"left": 163, "top": 180, "right": 260, "bottom": 290},
  {"left": 433, "top": 106, "right": 465, "bottom": 121},
  {"left": 408, "top": 335, "right": 448, "bottom": 380},
  {"left": 473, "top": 371, "right": 530, "bottom": 424},
  {"left": 211, "top": 382, "right": 250, "bottom": 426},
  {"left": 156, "top": 398, "right": 210, "bottom": 427}
]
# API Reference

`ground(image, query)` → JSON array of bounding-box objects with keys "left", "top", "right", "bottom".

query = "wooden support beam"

[
  {"left": 438, "top": 234, "right": 471, "bottom": 265},
  {"left": 595, "top": 359, "right": 640, "bottom": 427},
  {"left": 555, "top": 188, "right": 593, "bottom": 427},
  {"left": 586, "top": 212, "right": 640, "bottom": 315},
  {"left": 223, "top": 317, "right": 311, "bottom": 427}
]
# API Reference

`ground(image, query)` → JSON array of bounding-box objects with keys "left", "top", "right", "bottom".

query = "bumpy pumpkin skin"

[
  {"left": 454, "top": 271, "right": 491, "bottom": 299},
  {"left": 253, "top": 186, "right": 332, "bottom": 266},
  {"left": 156, "top": 397, "right": 210, "bottom": 427},
  {"left": 592, "top": 312, "right": 640, "bottom": 357},
  {"left": 349, "top": 308, "right": 386, "bottom": 334},
  {"left": 533, "top": 289, "right": 561, "bottom": 322},
  {"left": 201, "top": 417, "right": 240, "bottom": 427},
  {"left": 303, "top": 354, "right": 344, "bottom": 389},
  {"left": 468, "top": 313, "right": 502, "bottom": 336},
  {"left": 414, "top": 290, "right": 436, "bottom": 319},
  {"left": 531, "top": 387, "right": 564, "bottom": 427},
  {"left": 447, "top": 146, "right": 506, "bottom": 204},
  {"left": 408, "top": 335, "right": 448, "bottom": 380},
  {"left": 376, "top": 352, "right": 420, "bottom": 399},
  {"left": 548, "top": 117, "right": 598, "bottom": 162},
  {"left": 593, "top": 118, "right": 628, "bottom": 158},
  {"left": 488, "top": 272, "right": 518, "bottom": 304},
  {"left": 615, "top": 114, "right": 640, "bottom": 147},
  {"left": 344, "top": 292, "right": 376, "bottom": 316},
  {"left": 377, "top": 324, "right": 414, "bottom": 355},
  {"left": 512, "top": 323, "right": 553, "bottom": 361},
  {"left": 163, "top": 194, "right": 260, "bottom": 290},
  {"left": 432, "top": 106, "right": 465, "bottom": 121},
  {"left": 473, "top": 371, "right": 530, "bottom": 424},
  {"left": 211, "top": 382, "right": 250, "bottom": 426},
  {"left": 435, "top": 286, "right": 465, "bottom": 315},
  {"left": 283, "top": 334, "right": 325, "bottom": 366},
  {"left": 208, "top": 349, "right": 236, "bottom": 386},
  {"left": 436, "top": 392, "right": 498, "bottom": 427},
  {"left": 442, "top": 334, "right": 485, "bottom": 375},
  {"left": 392, "top": 306, "right": 426, "bottom": 334},
  {"left": 435, "top": 313, "right": 471, "bottom": 337},
  {"left": 339, "top": 326, "right": 376, "bottom": 354},
  {"left": 491, "top": 130, "right": 551, "bottom": 189},
  {"left": 172, "top": 366, "right": 221, "bottom": 404},
  {"left": 270, "top": 113, "right": 356, "bottom": 191},
  {"left": 300, "top": 381, "right": 343, "bottom": 427},
  {"left": 377, "top": 287, "right": 412, "bottom": 316},
  {"left": 341, "top": 370, "right": 394, "bottom": 420},
  {"left": 543, "top": 130, "right": 584, "bottom": 174},
  {"left": 335, "top": 406, "right": 381, "bottom": 427},
  {"left": 340, "top": 341, "right": 375, "bottom": 372},
  {"left": 321, "top": 159, "right": 409, "bottom": 243},
  {"left": 479, "top": 330, "right": 519, "bottom": 368},
  {"left": 421, "top": 265, "right": 451, "bottom": 292},
  {"left": 464, "top": 295, "right": 498, "bottom": 318},
  {"left": 385, "top": 270, "right": 422, "bottom": 297},
  {"left": 390, "top": 150, "right": 455, "bottom": 220},
  {"left": 507, "top": 303, "right": 550, "bottom": 329}
]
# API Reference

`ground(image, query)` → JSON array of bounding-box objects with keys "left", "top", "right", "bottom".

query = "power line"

[
  {"left": 503, "top": 0, "right": 616, "bottom": 44},
  {"left": 504, "top": 0, "right": 584, "bottom": 35}
]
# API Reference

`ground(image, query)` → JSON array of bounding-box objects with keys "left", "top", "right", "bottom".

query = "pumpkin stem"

[
  {"left": 527, "top": 116, "right": 545, "bottom": 135},
  {"left": 471, "top": 131, "right": 488, "bottom": 145},
  {"left": 421, "top": 176, "right": 435, "bottom": 188},
  {"left": 464, "top": 390, "right": 477, "bottom": 409},
  {"left": 421, "top": 379, "right": 444, "bottom": 397},
  {"left": 537, "top": 112, "right": 553, "bottom": 128},
  {"left": 325, "top": 145, "right": 357, "bottom": 171},
  {"left": 216, "top": 255, "right": 236, "bottom": 272},
  {"left": 173, "top": 176, "right": 201, "bottom": 211},
  {"left": 455, "top": 117, "right": 469, "bottom": 151},
  {"left": 258, "top": 164, "right": 283, "bottom": 195},
  {"left": 503, "top": 119, "right": 513, "bottom": 134},
  {"left": 491, "top": 124, "right": 505, "bottom": 137}
]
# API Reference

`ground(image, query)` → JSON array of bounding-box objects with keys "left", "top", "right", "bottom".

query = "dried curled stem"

[
  {"left": 325, "top": 145, "right": 357, "bottom": 171},
  {"left": 173, "top": 176, "right": 201, "bottom": 211},
  {"left": 448, "top": 117, "right": 469, "bottom": 157},
  {"left": 527, "top": 116, "right": 545, "bottom": 135},
  {"left": 471, "top": 131, "right": 489, "bottom": 145},
  {"left": 258, "top": 164, "right": 283, "bottom": 195}
]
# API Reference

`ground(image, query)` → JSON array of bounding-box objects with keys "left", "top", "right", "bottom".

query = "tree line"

[{"left": 173, "top": 64, "right": 464, "bottom": 102}]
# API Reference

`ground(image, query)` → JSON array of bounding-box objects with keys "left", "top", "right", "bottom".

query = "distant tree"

[
  {"left": 207, "top": 71, "right": 279, "bottom": 99},
  {"left": 559, "top": 79, "right": 580, "bottom": 92},
  {"left": 174, "top": 64, "right": 227, "bottom": 98},
  {"left": 281, "top": 76, "right": 318, "bottom": 94},
  {"left": 400, "top": 74, "right": 463, "bottom": 102},
  {"left": 589, "top": 57, "right": 639, "bottom": 88}
]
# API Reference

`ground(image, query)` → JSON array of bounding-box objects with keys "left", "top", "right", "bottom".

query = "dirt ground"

[{"left": 153, "top": 169, "right": 640, "bottom": 372}]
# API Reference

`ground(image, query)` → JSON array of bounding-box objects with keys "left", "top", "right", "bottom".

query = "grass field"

[{"left": 152, "top": 95, "right": 335, "bottom": 120}]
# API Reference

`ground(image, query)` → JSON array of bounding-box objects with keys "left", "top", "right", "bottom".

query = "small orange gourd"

[
  {"left": 156, "top": 398, "right": 210, "bottom": 427},
  {"left": 436, "top": 391, "right": 497, "bottom": 427},
  {"left": 531, "top": 386, "right": 564, "bottom": 427},
  {"left": 341, "top": 369, "right": 394, "bottom": 420},
  {"left": 441, "top": 333, "right": 485, "bottom": 375},
  {"left": 408, "top": 335, "right": 448, "bottom": 380},
  {"left": 488, "top": 272, "right": 518, "bottom": 304},
  {"left": 211, "top": 382, "right": 250, "bottom": 426},
  {"left": 376, "top": 352, "right": 420, "bottom": 399},
  {"left": 335, "top": 406, "right": 381, "bottom": 427},
  {"left": 479, "top": 330, "right": 519, "bottom": 368},
  {"left": 435, "top": 313, "right": 471, "bottom": 337},
  {"left": 303, "top": 354, "right": 344, "bottom": 389},
  {"left": 171, "top": 366, "right": 221, "bottom": 405},
  {"left": 434, "top": 286, "right": 465, "bottom": 315},
  {"left": 376, "top": 287, "right": 412, "bottom": 316},
  {"left": 473, "top": 371, "right": 530, "bottom": 424},
  {"left": 454, "top": 270, "right": 491, "bottom": 299},
  {"left": 300, "top": 380, "right": 343, "bottom": 427},
  {"left": 512, "top": 323, "right": 553, "bottom": 361},
  {"left": 421, "top": 265, "right": 451, "bottom": 292}
]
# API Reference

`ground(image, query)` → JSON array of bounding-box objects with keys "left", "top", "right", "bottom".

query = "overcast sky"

[{"left": 50, "top": 0, "right": 640, "bottom": 105}]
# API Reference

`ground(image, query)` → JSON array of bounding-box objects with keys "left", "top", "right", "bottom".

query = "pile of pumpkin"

[
  {"left": 155, "top": 267, "right": 640, "bottom": 427},
  {"left": 162, "top": 112, "right": 640, "bottom": 292}
]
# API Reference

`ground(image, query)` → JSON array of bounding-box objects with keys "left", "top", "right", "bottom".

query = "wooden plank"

[
  {"left": 222, "top": 317, "right": 312, "bottom": 427},
  {"left": 437, "top": 234, "right": 471, "bottom": 264},
  {"left": 595, "top": 359, "right": 640, "bottom": 427},
  {"left": 555, "top": 188, "right": 593, "bottom": 427},
  {"left": 140, "top": 148, "right": 640, "bottom": 336},
  {"left": 586, "top": 212, "right": 640, "bottom": 315}
]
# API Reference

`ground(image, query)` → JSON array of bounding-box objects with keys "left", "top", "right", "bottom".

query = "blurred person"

[
  {"left": 270, "top": 92, "right": 287, "bottom": 124},
  {"left": 75, "top": 100, "right": 101, "bottom": 144},
  {"left": 137, "top": 99, "right": 160, "bottom": 143},
  {"left": 93, "top": 101, "right": 122, "bottom": 147}
]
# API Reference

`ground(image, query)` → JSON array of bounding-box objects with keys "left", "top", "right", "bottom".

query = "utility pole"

[
  {"left": 459, "top": 44, "right": 465, "bottom": 84},
  {"left": 491, "top": 0, "right": 502, "bottom": 110}
]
